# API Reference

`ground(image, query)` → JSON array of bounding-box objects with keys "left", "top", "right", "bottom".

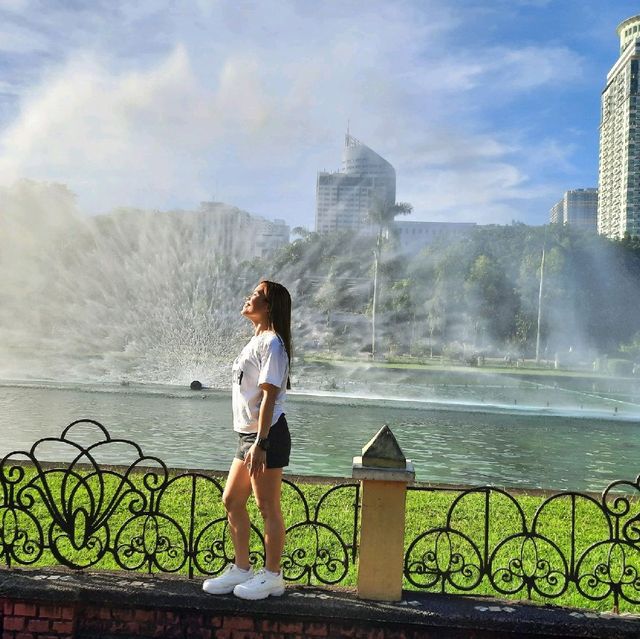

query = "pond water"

[{"left": 0, "top": 380, "right": 638, "bottom": 492}]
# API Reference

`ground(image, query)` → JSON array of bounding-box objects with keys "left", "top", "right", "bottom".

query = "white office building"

[
  {"left": 598, "top": 14, "right": 640, "bottom": 238},
  {"left": 315, "top": 135, "right": 396, "bottom": 233},
  {"left": 390, "top": 221, "right": 476, "bottom": 254},
  {"left": 549, "top": 189, "right": 598, "bottom": 231}
]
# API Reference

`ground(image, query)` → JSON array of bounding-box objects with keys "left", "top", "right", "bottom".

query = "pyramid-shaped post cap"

[{"left": 361, "top": 425, "right": 406, "bottom": 469}]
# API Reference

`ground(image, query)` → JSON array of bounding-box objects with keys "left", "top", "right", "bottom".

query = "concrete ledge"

[
  {"left": 352, "top": 456, "right": 415, "bottom": 482},
  {"left": 1, "top": 567, "right": 639, "bottom": 638}
]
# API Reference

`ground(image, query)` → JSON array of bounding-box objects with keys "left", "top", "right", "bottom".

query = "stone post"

[{"left": 352, "top": 425, "right": 414, "bottom": 601}]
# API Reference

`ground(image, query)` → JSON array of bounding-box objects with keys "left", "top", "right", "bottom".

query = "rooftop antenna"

[{"left": 344, "top": 120, "right": 360, "bottom": 147}]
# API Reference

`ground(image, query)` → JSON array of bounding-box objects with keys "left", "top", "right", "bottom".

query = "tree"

[
  {"left": 367, "top": 199, "right": 412, "bottom": 357},
  {"left": 619, "top": 331, "right": 640, "bottom": 361},
  {"left": 291, "top": 226, "right": 311, "bottom": 240},
  {"left": 513, "top": 311, "right": 535, "bottom": 358},
  {"left": 427, "top": 299, "right": 445, "bottom": 358},
  {"left": 464, "top": 253, "right": 519, "bottom": 347}
]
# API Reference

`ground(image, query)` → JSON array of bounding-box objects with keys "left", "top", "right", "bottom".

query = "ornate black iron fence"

[
  {"left": 404, "top": 480, "right": 640, "bottom": 611},
  {"left": 0, "top": 420, "right": 359, "bottom": 586}
]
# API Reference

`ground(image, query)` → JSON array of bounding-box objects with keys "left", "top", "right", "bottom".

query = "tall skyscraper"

[
  {"left": 549, "top": 188, "right": 598, "bottom": 231},
  {"left": 598, "top": 15, "right": 640, "bottom": 239},
  {"left": 315, "top": 134, "right": 396, "bottom": 234}
]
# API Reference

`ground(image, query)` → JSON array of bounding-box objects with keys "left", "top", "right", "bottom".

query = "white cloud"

[
  {"left": 0, "top": 23, "right": 48, "bottom": 53},
  {"left": 0, "top": 0, "right": 592, "bottom": 225},
  {"left": 0, "top": 47, "right": 211, "bottom": 205},
  {"left": 485, "top": 46, "right": 585, "bottom": 90},
  {"left": 0, "top": 0, "right": 30, "bottom": 11},
  {"left": 414, "top": 45, "right": 584, "bottom": 100}
]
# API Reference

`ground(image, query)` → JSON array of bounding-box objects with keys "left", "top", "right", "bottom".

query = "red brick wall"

[
  {"left": 2, "top": 599, "right": 76, "bottom": 639},
  {"left": 0, "top": 596, "right": 470, "bottom": 639},
  {"left": 7, "top": 593, "right": 623, "bottom": 639},
  {"left": 78, "top": 609, "right": 437, "bottom": 639}
]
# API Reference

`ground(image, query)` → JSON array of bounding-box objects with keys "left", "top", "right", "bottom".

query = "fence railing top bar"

[
  {"left": 407, "top": 481, "right": 638, "bottom": 499},
  {"left": 0, "top": 457, "right": 356, "bottom": 485},
  {"left": 5, "top": 456, "right": 634, "bottom": 497}
]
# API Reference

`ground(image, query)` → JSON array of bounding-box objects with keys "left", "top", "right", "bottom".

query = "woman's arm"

[
  {"left": 244, "top": 383, "right": 279, "bottom": 477},
  {"left": 257, "top": 383, "right": 279, "bottom": 439}
]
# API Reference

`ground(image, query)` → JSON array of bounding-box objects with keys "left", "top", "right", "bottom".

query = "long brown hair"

[{"left": 261, "top": 280, "right": 292, "bottom": 388}]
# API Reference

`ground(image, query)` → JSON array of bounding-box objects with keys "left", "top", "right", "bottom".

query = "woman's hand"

[{"left": 244, "top": 443, "right": 267, "bottom": 477}]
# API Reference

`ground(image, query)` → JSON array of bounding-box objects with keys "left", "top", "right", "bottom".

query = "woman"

[{"left": 203, "top": 279, "right": 292, "bottom": 600}]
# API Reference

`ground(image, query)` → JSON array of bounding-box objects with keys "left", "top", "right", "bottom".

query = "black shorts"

[{"left": 235, "top": 414, "right": 291, "bottom": 469}]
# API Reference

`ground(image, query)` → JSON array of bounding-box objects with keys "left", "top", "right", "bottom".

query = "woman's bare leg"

[
  {"left": 222, "top": 459, "right": 253, "bottom": 569},
  {"left": 252, "top": 468, "right": 285, "bottom": 573}
]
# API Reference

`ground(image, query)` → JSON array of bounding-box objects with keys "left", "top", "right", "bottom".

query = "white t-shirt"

[{"left": 232, "top": 331, "right": 289, "bottom": 434}]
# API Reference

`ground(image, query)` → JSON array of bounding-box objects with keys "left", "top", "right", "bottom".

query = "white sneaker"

[
  {"left": 233, "top": 569, "right": 285, "bottom": 600},
  {"left": 202, "top": 564, "right": 253, "bottom": 594}
]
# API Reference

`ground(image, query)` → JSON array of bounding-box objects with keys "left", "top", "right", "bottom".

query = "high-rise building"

[
  {"left": 315, "top": 134, "right": 396, "bottom": 233},
  {"left": 549, "top": 199, "right": 564, "bottom": 225},
  {"left": 549, "top": 189, "right": 598, "bottom": 231},
  {"left": 598, "top": 15, "right": 640, "bottom": 239}
]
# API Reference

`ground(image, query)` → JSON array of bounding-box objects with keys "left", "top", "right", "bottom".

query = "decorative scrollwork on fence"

[
  {"left": 0, "top": 420, "right": 359, "bottom": 586},
  {"left": 405, "top": 478, "right": 640, "bottom": 610},
  {"left": 280, "top": 481, "right": 358, "bottom": 585}
]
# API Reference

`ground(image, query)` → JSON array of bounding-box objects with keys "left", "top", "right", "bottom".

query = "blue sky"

[{"left": 0, "top": 0, "right": 638, "bottom": 229}]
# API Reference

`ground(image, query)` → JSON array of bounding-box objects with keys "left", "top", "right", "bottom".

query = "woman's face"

[{"left": 241, "top": 282, "right": 269, "bottom": 322}]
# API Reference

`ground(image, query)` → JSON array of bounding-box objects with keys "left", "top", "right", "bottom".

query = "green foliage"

[
  {"left": 269, "top": 223, "right": 640, "bottom": 362},
  {"left": 366, "top": 199, "right": 413, "bottom": 229},
  {"left": 619, "top": 332, "right": 640, "bottom": 360},
  {"left": 405, "top": 488, "right": 640, "bottom": 613},
  {"left": 464, "top": 254, "right": 519, "bottom": 343}
]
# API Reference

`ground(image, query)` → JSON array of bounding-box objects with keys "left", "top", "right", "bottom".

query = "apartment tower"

[
  {"left": 549, "top": 188, "right": 598, "bottom": 231},
  {"left": 598, "top": 15, "right": 640, "bottom": 238}
]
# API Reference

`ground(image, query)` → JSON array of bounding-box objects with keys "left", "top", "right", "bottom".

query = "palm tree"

[{"left": 367, "top": 199, "right": 413, "bottom": 357}]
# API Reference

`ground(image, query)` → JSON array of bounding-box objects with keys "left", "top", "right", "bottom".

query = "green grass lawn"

[
  {"left": 302, "top": 352, "right": 618, "bottom": 380},
  {"left": 405, "top": 486, "right": 640, "bottom": 613},
  {"left": 1, "top": 464, "right": 638, "bottom": 614}
]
